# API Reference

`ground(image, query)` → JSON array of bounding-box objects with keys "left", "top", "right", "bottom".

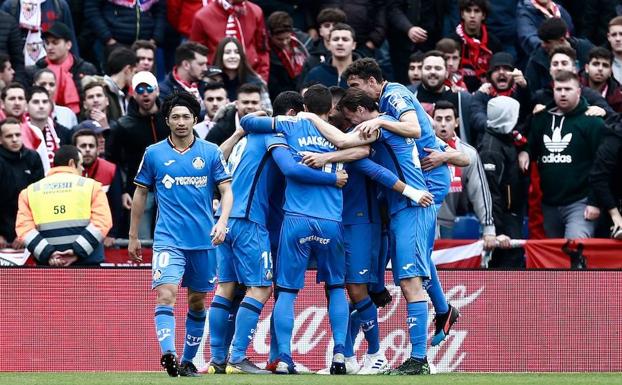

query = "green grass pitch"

[{"left": 2, "top": 372, "right": 620, "bottom": 385}]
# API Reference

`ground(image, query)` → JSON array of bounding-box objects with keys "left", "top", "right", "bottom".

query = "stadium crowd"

[{"left": 2, "top": 0, "right": 622, "bottom": 377}]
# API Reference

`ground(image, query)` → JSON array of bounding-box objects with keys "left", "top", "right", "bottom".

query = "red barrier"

[{"left": 1, "top": 269, "right": 620, "bottom": 372}]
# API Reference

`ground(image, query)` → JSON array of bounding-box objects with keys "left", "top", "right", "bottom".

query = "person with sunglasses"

[
  {"left": 194, "top": 82, "right": 229, "bottom": 139},
  {"left": 106, "top": 71, "right": 169, "bottom": 240}
]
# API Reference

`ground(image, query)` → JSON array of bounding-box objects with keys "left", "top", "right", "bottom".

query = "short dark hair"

[
  {"left": 71, "top": 129, "right": 98, "bottom": 145},
  {"left": 174, "top": 42, "right": 208, "bottom": 67},
  {"left": 161, "top": 90, "right": 201, "bottom": 119},
  {"left": 433, "top": 100, "right": 458, "bottom": 118},
  {"left": 82, "top": 80, "right": 106, "bottom": 97},
  {"left": 435, "top": 38, "right": 461, "bottom": 54},
  {"left": 237, "top": 83, "right": 262, "bottom": 96},
  {"left": 303, "top": 84, "right": 332, "bottom": 115},
  {"left": 0, "top": 53, "right": 10, "bottom": 69},
  {"left": 1, "top": 82, "right": 25, "bottom": 101},
  {"left": 53, "top": 145, "right": 81, "bottom": 167},
  {"left": 458, "top": 0, "right": 489, "bottom": 16},
  {"left": 549, "top": 45, "right": 577, "bottom": 61},
  {"left": 343, "top": 58, "right": 384, "bottom": 83},
  {"left": 26, "top": 85, "right": 49, "bottom": 102},
  {"left": 273, "top": 91, "right": 304, "bottom": 115},
  {"left": 337, "top": 87, "right": 378, "bottom": 113},
  {"left": 0, "top": 117, "right": 20, "bottom": 134},
  {"left": 588, "top": 46, "right": 613, "bottom": 65},
  {"left": 204, "top": 81, "right": 226, "bottom": 92},
  {"left": 329, "top": 23, "right": 356, "bottom": 40},
  {"left": 329, "top": 86, "right": 346, "bottom": 103},
  {"left": 267, "top": 11, "right": 294, "bottom": 35},
  {"left": 131, "top": 39, "right": 157, "bottom": 53},
  {"left": 106, "top": 47, "right": 137, "bottom": 75},
  {"left": 553, "top": 70, "right": 580, "bottom": 84},
  {"left": 316, "top": 8, "right": 347, "bottom": 26},
  {"left": 538, "top": 17, "right": 568, "bottom": 41},
  {"left": 423, "top": 50, "right": 447, "bottom": 63},
  {"left": 409, "top": 51, "right": 426, "bottom": 64}
]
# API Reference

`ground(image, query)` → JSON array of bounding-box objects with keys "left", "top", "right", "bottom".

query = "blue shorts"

[
  {"left": 276, "top": 214, "right": 345, "bottom": 290},
  {"left": 389, "top": 206, "right": 437, "bottom": 284},
  {"left": 217, "top": 218, "right": 273, "bottom": 287},
  {"left": 344, "top": 223, "right": 381, "bottom": 284},
  {"left": 152, "top": 246, "right": 217, "bottom": 292}
]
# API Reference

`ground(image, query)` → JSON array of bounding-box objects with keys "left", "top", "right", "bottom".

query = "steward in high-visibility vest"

[{"left": 15, "top": 145, "right": 112, "bottom": 266}]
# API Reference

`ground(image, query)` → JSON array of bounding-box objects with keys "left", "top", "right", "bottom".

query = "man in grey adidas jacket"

[{"left": 426, "top": 100, "right": 496, "bottom": 251}]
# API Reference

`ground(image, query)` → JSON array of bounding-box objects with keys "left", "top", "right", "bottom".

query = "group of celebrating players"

[{"left": 127, "top": 57, "right": 463, "bottom": 377}]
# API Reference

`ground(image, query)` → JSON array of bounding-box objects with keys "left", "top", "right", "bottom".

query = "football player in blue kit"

[
  {"left": 206, "top": 91, "right": 348, "bottom": 375},
  {"left": 128, "top": 91, "right": 233, "bottom": 377},
  {"left": 343, "top": 59, "right": 469, "bottom": 354}
]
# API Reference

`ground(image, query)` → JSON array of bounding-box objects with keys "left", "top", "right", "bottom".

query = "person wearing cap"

[
  {"left": 15, "top": 144, "right": 113, "bottom": 266},
  {"left": 25, "top": 22, "right": 97, "bottom": 115},
  {"left": 478, "top": 96, "right": 528, "bottom": 268},
  {"left": 107, "top": 71, "right": 168, "bottom": 239},
  {"left": 266, "top": 11, "right": 309, "bottom": 101},
  {"left": 524, "top": 17, "right": 593, "bottom": 99},
  {"left": 470, "top": 52, "right": 531, "bottom": 141},
  {"left": 72, "top": 126, "right": 122, "bottom": 247}
]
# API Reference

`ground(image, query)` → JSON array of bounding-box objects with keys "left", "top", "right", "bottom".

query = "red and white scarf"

[
  {"left": 173, "top": 67, "right": 204, "bottom": 109},
  {"left": 270, "top": 34, "right": 308, "bottom": 79},
  {"left": 446, "top": 137, "right": 463, "bottom": 193},
  {"left": 456, "top": 22, "right": 492, "bottom": 81},
  {"left": 531, "top": 0, "right": 561, "bottom": 18},
  {"left": 19, "top": 0, "right": 46, "bottom": 66},
  {"left": 46, "top": 54, "right": 80, "bottom": 114},
  {"left": 21, "top": 117, "right": 59, "bottom": 174},
  {"left": 218, "top": 0, "right": 246, "bottom": 47}
]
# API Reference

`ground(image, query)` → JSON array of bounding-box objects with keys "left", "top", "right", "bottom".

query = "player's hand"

[
  {"left": 585, "top": 106, "right": 606, "bottom": 117},
  {"left": 211, "top": 220, "right": 228, "bottom": 246},
  {"left": 103, "top": 237, "right": 115, "bottom": 248},
  {"left": 128, "top": 237, "right": 142, "bottom": 262},
  {"left": 300, "top": 151, "right": 329, "bottom": 168},
  {"left": 584, "top": 205, "right": 601, "bottom": 221},
  {"left": 483, "top": 234, "right": 497, "bottom": 251},
  {"left": 417, "top": 191, "right": 434, "bottom": 207},
  {"left": 11, "top": 238, "right": 24, "bottom": 249},
  {"left": 518, "top": 151, "right": 529, "bottom": 173},
  {"left": 335, "top": 170, "right": 348, "bottom": 188},
  {"left": 354, "top": 118, "right": 382, "bottom": 140},
  {"left": 122, "top": 193, "right": 132, "bottom": 210},
  {"left": 511, "top": 69, "right": 527, "bottom": 88},
  {"left": 420, "top": 148, "right": 446, "bottom": 171},
  {"left": 496, "top": 234, "right": 511, "bottom": 249},
  {"left": 407, "top": 26, "right": 428, "bottom": 43}
]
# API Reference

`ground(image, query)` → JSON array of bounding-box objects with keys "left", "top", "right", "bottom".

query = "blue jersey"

[
  {"left": 219, "top": 133, "right": 284, "bottom": 227},
  {"left": 274, "top": 115, "right": 343, "bottom": 221},
  {"left": 135, "top": 137, "right": 231, "bottom": 249},
  {"left": 371, "top": 117, "right": 427, "bottom": 215},
  {"left": 342, "top": 162, "right": 380, "bottom": 225},
  {"left": 378, "top": 82, "right": 451, "bottom": 204}
]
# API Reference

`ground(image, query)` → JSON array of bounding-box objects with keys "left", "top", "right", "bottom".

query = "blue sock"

[
  {"left": 181, "top": 308, "right": 206, "bottom": 363},
  {"left": 354, "top": 297, "right": 380, "bottom": 354},
  {"left": 344, "top": 305, "right": 358, "bottom": 357},
  {"left": 154, "top": 305, "right": 176, "bottom": 355},
  {"left": 268, "top": 304, "right": 279, "bottom": 362},
  {"left": 426, "top": 264, "right": 449, "bottom": 315},
  {"left": 273, "top": 290, "right": 296, "bottom": 357},
  {"left": 328, "top": 287, "right": 348, "bottom": 349},
  {"left": 209, "top": 295, "right": 232, "bottom": 364},
  {"left": 230, "top": 297, "right": 264, "bottom": 363},
  {"left": 225, "top": 293, "right": 243, "bottom": 352},
  {"left": 407, "top": 301, "right": 428, "bottom": 360}
]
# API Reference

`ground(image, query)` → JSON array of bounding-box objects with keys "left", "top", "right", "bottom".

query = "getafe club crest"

[{"left": 192, "top": 156, "right": 205, "bottom": 170}]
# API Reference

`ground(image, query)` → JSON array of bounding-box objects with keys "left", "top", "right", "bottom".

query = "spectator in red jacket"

[
  {"left": 190, "top": 0, "right": 270, "bottom": 82},
  {"left": 167, "top": 0, "right": 205, "bottom": 39}
]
